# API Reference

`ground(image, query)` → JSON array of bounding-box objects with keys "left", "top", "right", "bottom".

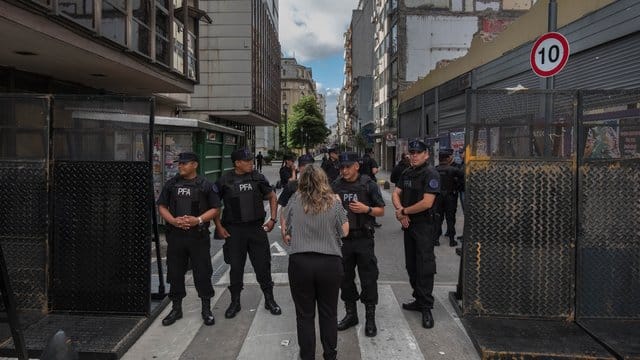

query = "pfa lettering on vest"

[
  {"left": 177, "top": 187, "right": 191, "bottom": 196},
  {"left": 343, "top": 193, "right": 359, "bottom": 202},
  {"left": 239, "top": 183, "right": 253, "bottom": 191}
]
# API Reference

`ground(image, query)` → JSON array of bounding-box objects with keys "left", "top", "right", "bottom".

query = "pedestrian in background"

[
  {"left": 157, "top": 152, "right": 219, "bottom": 327},
  {"left": 256, "top": 151, "right": 264, "bottom": 173},
  {"left": 214, "top": 148, "right": 282, "bottom": 319},
  {"left": 391, "top": 139, "right": 440, "bottom": 329},
  {"left": 332, "top": 152, "right": 385, "bottom": 337},
  {"left": 282, "top": 164, "right": 348, "bottom": 360}
]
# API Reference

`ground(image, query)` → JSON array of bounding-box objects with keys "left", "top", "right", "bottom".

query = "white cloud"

[
  {"left": 279, "top": 0, "right": 359, "bottom": 62},
  {"left": 317, "top": 86, "right": 341, "bottom": 126}
]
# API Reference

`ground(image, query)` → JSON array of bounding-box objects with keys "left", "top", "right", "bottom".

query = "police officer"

[
  {"left": 359, "top": 148, "right": 381, "bottom": 228},
  {"left": 157, "top": 152, "right": 219, "bottom": 326},
  {"left": 435, "top": 149, "right": 464, "bottom": 247},
  {"left": 277, "top": 154, "right": 314, "bottom": 208},
  {"left": 391, "top": 139, "right": 440, "bottom": 329},
  {"left": 332, "top": 152, "right": 385, "bottom": 337},
  {"left": 214, "top": 148, "right": 282, "bottom": 319},
  {"left": 321, "top": 146, "right": 340, "bottom": 183},
  {"left": 279, "top": 154, "right": 295, "bottom": 188}
]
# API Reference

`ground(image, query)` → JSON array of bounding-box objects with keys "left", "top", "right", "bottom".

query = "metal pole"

[
  {"left": 544, "top": 0, "right": 557, "bottom": 157},
  {"left": 284, "top": 108, "right": 288, "bottom": 153},
  {"left": 149, "top": 97, "right": 165, "bottom": 299}
]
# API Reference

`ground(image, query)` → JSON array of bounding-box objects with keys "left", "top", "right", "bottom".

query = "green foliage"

[{"left": 287, "top": 95, "right": 331, "bottom": 149}]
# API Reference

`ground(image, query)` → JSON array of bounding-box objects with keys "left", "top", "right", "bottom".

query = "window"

[
  {"left": 155, "top": 1, "right": 170, "bottom": 66},
  {"left": 101, "top": 0, "right": 127, "bottom": 45},
  {"left": 173, "top": 20, "right": 185, "bottom": 74},
  {"left": 132, "top": 0, "right": 152, "bottom": 56},
  {"left": 59, "top": 0, "right": 95, "bottom": 29}
]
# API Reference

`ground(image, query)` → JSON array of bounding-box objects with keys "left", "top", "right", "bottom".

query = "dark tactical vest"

[
  {"left": 436, "top": 164, "right": 458, "bottom": 193},
  {"left": 167, "top": 176, "right": 210, "bottom": 236},
  {"left": 400, "top": 164, "right": 439, "bottom": 223},
  {"left": 333, "top": 175, "right": 373, "bottom": 231},
  {"left": 220, "top": 171, "right": 266, "bottom": 224}
]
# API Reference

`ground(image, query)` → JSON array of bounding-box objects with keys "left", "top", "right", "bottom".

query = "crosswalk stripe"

[
  {"left": 236, "top": 286, "right": 298, "bottom": 360},
  {"left": 121, "top": 286, "right": 225, "bottom": 360},
  {"left": 355, "top": 285, "right": 425, "bottom": 360}
]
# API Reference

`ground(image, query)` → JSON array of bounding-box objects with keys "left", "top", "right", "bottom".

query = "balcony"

[{"left": 0, "top": 0, "right": 207, "bottom": 94}]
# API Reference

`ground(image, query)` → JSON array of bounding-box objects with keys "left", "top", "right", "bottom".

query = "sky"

[{"left": 279, "top": 0, "right": 360, "bottom": 126}]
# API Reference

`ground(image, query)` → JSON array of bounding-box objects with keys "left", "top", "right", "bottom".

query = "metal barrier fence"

[
  {"left": 462, "top": 89, "right": 640, "bottom": 358},
  {"left": 0, "top": 95, "right": 153, "bottom": 315}
]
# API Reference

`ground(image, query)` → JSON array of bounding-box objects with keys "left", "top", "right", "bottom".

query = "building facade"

[
  {"left": 371, "top": 0, "right": 533, "bottom": 169},
  {"left": 188, "top": 0, "right": 281, "bottom": 150},
  {"left": 343, "top": 0, "right": 376, "bottom": 152}
]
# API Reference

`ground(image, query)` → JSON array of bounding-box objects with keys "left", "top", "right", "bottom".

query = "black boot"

[
  {"left": 263, "top": 289, "right": 282, "bottom": 315},
  {"left": 337, "top": 302, "right": 359, "bottom": 331},
  {"left": 364, "top": 304, "right": 377, "bottom": 337},
  {"left": 201, "top": 298, "right": 215, "bottom": 326},
  {"left": 402, "top": 299, "right": 423, "bottom": 312},
  {"left": 225, "top": 293, "right": 241, "bottom": 319},
  {"left": 422, "top": 308, "right": 434, "bottom": 329},
  {"left": 449, "top": 236, "right": 458, "bottom": 247},
  {"left": 162, "top": 299, "right": 183, "bottom": 326}
]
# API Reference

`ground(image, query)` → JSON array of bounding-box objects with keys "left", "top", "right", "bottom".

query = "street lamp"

[{"left": 283, "top": 102, "right": 288, "bottom": 153}]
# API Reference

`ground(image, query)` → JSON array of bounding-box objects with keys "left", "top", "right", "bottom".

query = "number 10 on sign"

[{"left": 530, "top": 32, "right": 570, "bottom": 78}]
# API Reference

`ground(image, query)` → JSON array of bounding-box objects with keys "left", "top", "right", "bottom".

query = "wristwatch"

[
  {"left": 269, "top": 218, "right": 277, "bottom": 223},
  {"left": 367, "top": 206, "right": 372, "bottom": 215},
  {"left": 198, "top": 216, "right": 203, "bottom": 225}
]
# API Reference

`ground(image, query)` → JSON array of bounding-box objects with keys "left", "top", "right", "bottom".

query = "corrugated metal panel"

[
  {"left": 475, "top": 0, "right": 640, "bottom": 88},
  {"left": 556, "top": 33, "right": 640, "bottom": 89},
  {"left": 438, "top": 94, "right": 466, "bottom": 131},
  {"left": 399, "top": 109, "right": 422, "bottom": 139},
  {"left": 479, "top": 69, "right": 539, "bottom": 90}
]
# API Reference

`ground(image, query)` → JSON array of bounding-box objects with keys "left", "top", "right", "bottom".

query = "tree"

[{"left": 287, "top": 95, "right": 330, "bottom": 151}]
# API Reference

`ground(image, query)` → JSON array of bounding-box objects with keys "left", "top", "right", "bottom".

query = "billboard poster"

[
  {"left": 584, "top": 119, "right": 620, "bottom": 159},
  {"left": 619, "top": 118, "right": 640, "bottom": 159}
]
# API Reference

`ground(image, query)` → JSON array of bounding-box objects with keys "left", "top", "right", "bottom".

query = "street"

[{"left": 124, "top": 162, "right": 479, "bottom": 360}]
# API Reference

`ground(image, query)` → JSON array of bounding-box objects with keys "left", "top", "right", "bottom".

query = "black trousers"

[
  {"left": 437, "top": 192, "right": 458, "bottom": 238},
  {"left": 404, "top": 221, "right": 436, "bottom": 308},
  {"left": 340, "top": 235, "right": 379, "bottom": 305},
  {"left": 224, "top": 222, "right": 274, "bottom": 295},
  {"left": 166, "top": 233, "right": 214, "bottom": 300},
  {"left": 289, "top": 253, "right": 343, "bottom": 360}
]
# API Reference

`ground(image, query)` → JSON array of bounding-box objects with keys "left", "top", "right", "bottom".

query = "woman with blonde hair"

[{"left": 282, "top": 164, "right": 348, "bottom": 360}]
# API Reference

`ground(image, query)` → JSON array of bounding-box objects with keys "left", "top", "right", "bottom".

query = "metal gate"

[
  {"left": 0, "top": 94, "right": 158, "bottom": 357},
  {"left": 462, "top": 89, "right": 640, "bottom": 359}
]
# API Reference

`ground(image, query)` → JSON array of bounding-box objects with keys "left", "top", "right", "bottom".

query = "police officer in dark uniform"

[
  {"left": 157, "top": 152, "right": 219, "bottom": 326},
  {"left": 279, "top": 154, "right": 295, "bottom": 188},
  {"left": 391, "top": 139, "right": 440, "bottom": 329},
  {"left": 277, "top": 154, "right": 314, "bottom": 208},
  {"left": 332, "top": 152, "right": 385, "bottom": 337},
  {"left": 214, "top": 148, "right": 282, "bottom": 319},
  {"left": 435, "top": 149, "right": 464, "bottom": 247},
  {"left": 321, "top": 146, "right": 340, "bottom": 183}
]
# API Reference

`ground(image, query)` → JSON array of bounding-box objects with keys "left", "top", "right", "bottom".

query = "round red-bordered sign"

[{"left": 530, "top": 32, "right": 570, "bottom": 77}]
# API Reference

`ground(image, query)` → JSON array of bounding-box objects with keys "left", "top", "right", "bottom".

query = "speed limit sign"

[{"left": 530, "top": 32, "right": 570, "bottom": 77}]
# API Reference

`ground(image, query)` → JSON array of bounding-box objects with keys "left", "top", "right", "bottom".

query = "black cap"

[
  {"left": 408, "top": 139, "right": 428, "bottom": 152},
  {"left": 174, "top": 152, "right": 199, "bottom": 163},
  {"left": 327, "top": 146, "right": 338, "bottom": 153},
  {"left": 338, "top": 151, "right": 359, "bottom": 165},
  {"left": 298, "top": 154, "right": 315, "bottom": 166},
  {"left": 440, "top": 148, "right": 453, "bottom": 156},
  {"left": 231, "top": 148, "right": 254, "bottom": 162},
  {"left": 283, "top": 154, "right": 295, "bottom": 161}
]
